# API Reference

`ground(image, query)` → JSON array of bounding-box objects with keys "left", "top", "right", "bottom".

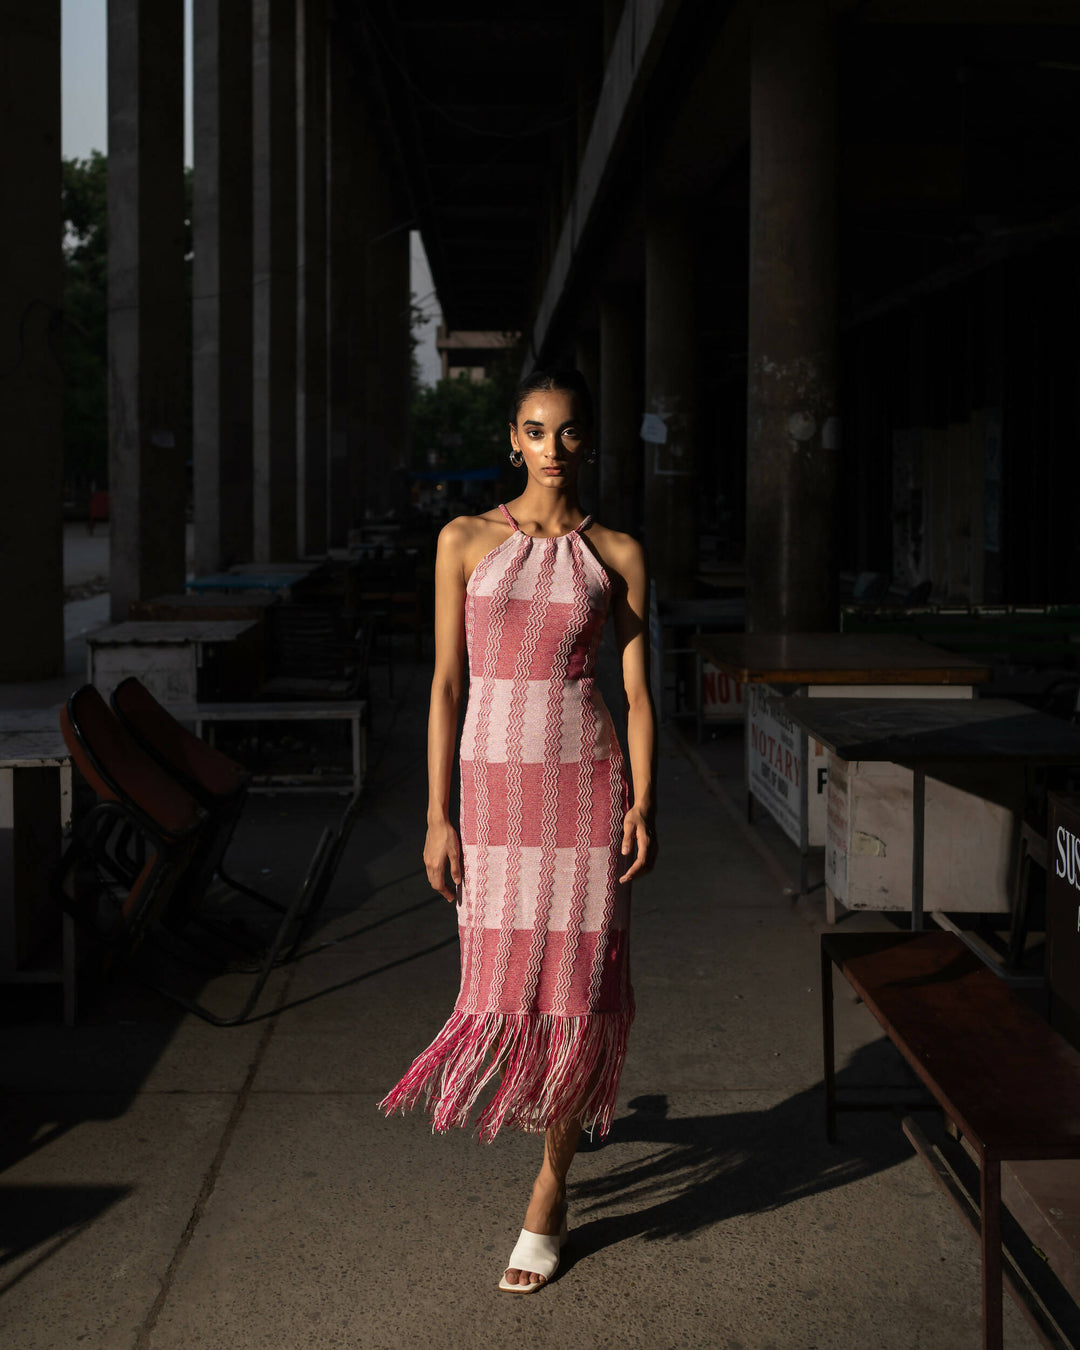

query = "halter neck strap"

[{"left": 497, "top": 504, "right": 592, "bottom": 537}]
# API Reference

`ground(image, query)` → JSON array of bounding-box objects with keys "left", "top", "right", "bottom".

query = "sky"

[{"left": 60, "top": 0, "right": 443, "bottom": 386}]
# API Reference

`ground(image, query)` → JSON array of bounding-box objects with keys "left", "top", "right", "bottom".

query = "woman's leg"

[{"left": 503, "top": 1119, "right": 582, "bottom": 1287}]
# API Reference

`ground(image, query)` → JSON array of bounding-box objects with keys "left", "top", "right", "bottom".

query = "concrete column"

[
  {"left": 365, "top": 201, "right": 411, "bottom": 520},
  {"left": 0, "top": 2, "right": 63, "bottom": 678},
  {"left": 296, "top": 0, "right": 328, "bottom": 557},
  {"left": 599, "top": 290, "right": 642, "bottom": 531},
  {"left": 326, "top": 28, "right": 362, "bottom": 546},
  {"left": 108, "top": 0, "right": 187, "bottom": 622},
  {"left": 193, "top": 0, "right": 253, "bottom": 575},
  {"left": 364, "top": 218, "right": 410, "bottom": 518},
  {"left": 644, "top": 202, "right": 698, "bottom": 600},
  {"left": 746, "top": 0, "right": 838, "bottom": 632},
  {"left": 252, "top": 0, "right": 298, "bottom": 562}
]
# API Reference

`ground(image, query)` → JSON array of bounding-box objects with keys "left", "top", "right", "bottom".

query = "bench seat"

[{"left": 822, "top": 930, "right": 1080, "bottom": 1349}]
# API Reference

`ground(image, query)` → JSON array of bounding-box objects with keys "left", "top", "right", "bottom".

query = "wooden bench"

[
  {"left": 822, "top": 930, "right": 1080, "bottom": 1350},
  {"left": 169, "top": 700, "right": 366, "bottom": 797}
]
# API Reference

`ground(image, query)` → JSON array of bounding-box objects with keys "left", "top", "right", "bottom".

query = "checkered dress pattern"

[{"left": 379, "top": 504, "right": 634, "bottom": 1141}]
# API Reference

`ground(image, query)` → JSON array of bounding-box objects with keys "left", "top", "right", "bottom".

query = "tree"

[
  {"left": 410, "top": 335, "right": 523, "bottom": 471},
  {"left": 62, "top": 151, "right": 108, "bottom": 489},
  {"left": 60, "top": 153, "right": 193, "bottom": 496}
]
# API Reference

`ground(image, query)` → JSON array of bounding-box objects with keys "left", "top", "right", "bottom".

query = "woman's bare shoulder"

[
  {"left": 438, "top": 509, "right": 514, "bottom": 574},
  {"left": 586, "top": 521, "right": 646, "bottom": 578},
  {"left": 438, "top": 508, "right": 505, "bottom": 545}
]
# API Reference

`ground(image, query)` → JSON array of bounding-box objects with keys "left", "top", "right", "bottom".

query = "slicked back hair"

[{"left": 509, "top": 367, "right": 595, "bottom": 430}]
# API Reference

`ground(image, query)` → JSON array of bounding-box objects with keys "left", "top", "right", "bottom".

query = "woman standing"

[{"left": 379, "top": 368, "right": 657, "bottom": 1292}]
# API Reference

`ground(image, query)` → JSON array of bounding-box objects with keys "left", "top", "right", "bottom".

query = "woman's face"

[{"left": 509, "top": 389, "right": 590, "bottom": 488}]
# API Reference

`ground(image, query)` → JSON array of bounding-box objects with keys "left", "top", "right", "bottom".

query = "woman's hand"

[
  {"left": 425, "top": 820, "right": 463, "bottom": 903},
  {"left": 619, "top": 805, "right": 656, "bottom": 884}
]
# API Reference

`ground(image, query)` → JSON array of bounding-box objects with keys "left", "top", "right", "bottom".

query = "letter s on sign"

[{"left": 1058, "top": 825, "right": 1069, "bottom": 879}]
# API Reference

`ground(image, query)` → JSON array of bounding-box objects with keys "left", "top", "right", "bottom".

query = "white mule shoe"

[{"left": 498, "top": 1211, "right": 569, "bottom": 1294}]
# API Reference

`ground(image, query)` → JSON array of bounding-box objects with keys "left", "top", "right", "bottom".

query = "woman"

[{"left": 379, "top": 367, "right": 657, "bottom": 1293}]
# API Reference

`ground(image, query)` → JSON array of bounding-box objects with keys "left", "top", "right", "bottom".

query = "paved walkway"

[{"left": 0, "top": 655, "right": 1039, "bottom": 1349}]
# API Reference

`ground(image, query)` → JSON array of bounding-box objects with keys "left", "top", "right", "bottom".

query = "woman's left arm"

[{"left": 610, "top": 535, "right": 658, "bottom": 884}]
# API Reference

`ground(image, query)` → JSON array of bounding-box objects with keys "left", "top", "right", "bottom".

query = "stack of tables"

[
  {"left": 692, "top": 632, "right": 990, "bottom": 892},
  {"left": 780, "top": 695, "right": 1080, "bottom": 940}
]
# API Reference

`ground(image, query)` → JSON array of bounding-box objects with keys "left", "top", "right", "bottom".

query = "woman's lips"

[{"left": 542, "top": 467, "right": 565, "bottom": 474}]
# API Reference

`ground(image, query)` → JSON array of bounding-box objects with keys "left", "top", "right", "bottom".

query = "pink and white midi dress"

[{"left": 379, "top": 503, "right": 634, "bottom": 1142}]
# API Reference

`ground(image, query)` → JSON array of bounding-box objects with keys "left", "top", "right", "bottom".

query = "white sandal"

[{"left": 498, "top": 1211, "right": 569, "bottom": 1294}]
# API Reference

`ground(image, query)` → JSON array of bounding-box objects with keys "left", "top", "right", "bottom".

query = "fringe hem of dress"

[{"left": 377, "top": 1007, "right": 634, "bottom": 1143}]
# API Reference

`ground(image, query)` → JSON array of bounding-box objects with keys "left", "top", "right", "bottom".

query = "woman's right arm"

[{"left": 425, "top": 518, "right": 469, "bottom": 902}]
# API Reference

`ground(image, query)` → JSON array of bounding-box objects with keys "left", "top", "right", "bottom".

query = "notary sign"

[
  {"left": 747, "top": 684, "right": 828, "bottom": 848},
  {"left": 701, "top": 661, "right": 744, "bottom": 722},
  {"left": 1048, "top": 792, "right": 1080, "bottom": 1051}
]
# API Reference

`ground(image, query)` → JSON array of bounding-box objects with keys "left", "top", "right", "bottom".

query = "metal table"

[
  {"left": 87, "top": 620, "right": 261, "bottom": 704},
  {"left": 693, "top": 633, "right": 991, "bottom": 890},
  {"left": 0, "top": 709, "right": 75, "bottom": 1023},
  {"left": 780, "top": 696, "right": 1080, "bottom": 931}
]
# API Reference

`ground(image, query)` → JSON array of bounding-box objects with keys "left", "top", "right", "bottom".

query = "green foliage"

[
  {"left": 62, "top": 151, "right": 108, "bottom": 485},
  {"left": 60, "top": 154, "right": 194, "bottom": 492},
  {"left": 410, "top": 336, "right": 523, "bottom": 471}
]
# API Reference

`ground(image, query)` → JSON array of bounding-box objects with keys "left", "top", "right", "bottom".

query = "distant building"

[{"left": 435, "top": 328, "right": 519, "bottom": 383}]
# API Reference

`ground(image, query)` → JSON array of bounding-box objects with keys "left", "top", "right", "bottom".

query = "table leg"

[
  {"left": 62, "top": 913, "right": 77, "bottom": 1027},
  {"left": 799, "top": 728, "right": 810, "bottom": 894},
  {"left": 912, "top": 766, "right": 926, "bottom": 932},
  {"left": 745, "top": 689, "right": 754, "bottom": 824},
  {"left": 351, "top": 714, "right": 362, "bottom": 796},
  {"left": 821, "top": 943, "right": 837, "bottom": 1144},
  {"left": 980, "top": 1157, "right": 1003, "bottom": 1350}
]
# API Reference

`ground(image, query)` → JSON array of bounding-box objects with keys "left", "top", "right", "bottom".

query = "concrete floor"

[{"left": 0, "top": 651, "right": 1043, "bottom": 1349}]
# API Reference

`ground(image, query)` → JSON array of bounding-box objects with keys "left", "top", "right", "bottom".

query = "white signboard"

[
  {"left": 701, "top": 661, "right": 744, "bottom": 722},
  {"left": 747, "top": 684, "right": 828, "bottom": 848}
]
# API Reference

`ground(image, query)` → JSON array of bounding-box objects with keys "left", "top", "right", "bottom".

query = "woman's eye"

[{"left": 561, "top": 428, "right": 580, "bottom": 441}]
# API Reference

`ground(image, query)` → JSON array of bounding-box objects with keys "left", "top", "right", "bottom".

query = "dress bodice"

[{"left": 464, "top": 504, "right": 611, "bottom": 684}]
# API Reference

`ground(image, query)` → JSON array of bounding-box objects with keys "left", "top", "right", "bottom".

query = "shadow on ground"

[{"left": 565, "top": 1041, "right": 917, "bottom": 1263}]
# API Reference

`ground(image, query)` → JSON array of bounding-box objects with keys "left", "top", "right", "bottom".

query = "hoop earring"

[{"left": 509, "top": 448, "right": 524, "bottom": 468}]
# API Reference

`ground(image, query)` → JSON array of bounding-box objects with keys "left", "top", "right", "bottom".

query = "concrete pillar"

[
  {"left": 252, "top": 0, "right": 298, "bottom": 562},
  {"left": 599, "top": 290, "right": 642, "bottom": 531},
  {"left": 602, "top": 0, "right": 625, "bottom": 60},
  {"left": 644, "top": 202, "right": 698, "bottom": 600},
  {"left": 108, "top": 0, "right": 187, "bottom": 622},
  {"left": 326, "top": 29, "right": 362, "bottom": 546},
  {"left": 192, "top": 0, "right": 254, "bottom": 574},
  {"left": 365, "top": 207, "right": 411, "bottom": 520},
  {"left": 746, "top": 0, "right": 838, "bottom": 632},
  {"left": 296, "top": 0, "right": 328, "bottom": 557},
  {"left": 0, "top": 2, "right": 63, "bottom": 678}
]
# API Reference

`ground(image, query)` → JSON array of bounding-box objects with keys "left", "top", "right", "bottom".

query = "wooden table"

[
  {"left": 694, "top": 631, "right": 991, "bottom": 688},
  {"left": 781, "top": 697, "right": 1080, "bottom": 930},
  {"left": 87, "top": 620, "right": 261, "bottom": 704},
  {"left": 692, "top": 633, "right": 991, "bottom": 890},
  {"left": 0, "top": 709, "right": 76, "bottom": 1023}
]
